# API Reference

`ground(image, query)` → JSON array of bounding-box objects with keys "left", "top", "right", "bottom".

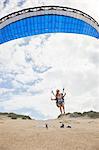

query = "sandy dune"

[{"left": 0, "top": 118, "right": 99, "bottom": 150}]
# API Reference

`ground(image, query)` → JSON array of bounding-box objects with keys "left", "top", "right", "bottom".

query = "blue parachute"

[{"left": 0, "top": 6, "right": 99, "bottom": 44}]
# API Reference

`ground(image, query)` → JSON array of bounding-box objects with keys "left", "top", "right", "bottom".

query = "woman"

[{"left": 51, "top": 89, "right": 66, "bottom": 114}]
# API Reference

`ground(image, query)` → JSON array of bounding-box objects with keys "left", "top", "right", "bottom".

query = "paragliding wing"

[{"left": 0, "top": 6, "right": 99, "bottom": 44}]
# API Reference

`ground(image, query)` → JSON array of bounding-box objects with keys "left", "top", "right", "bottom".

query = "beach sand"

[{"left": 0, "top": 118, "right": 99, "bottom": 150}]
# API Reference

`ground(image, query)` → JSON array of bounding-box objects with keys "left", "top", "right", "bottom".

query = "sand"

[{"left": 0, "top": 118, "right": 99, "bottom": 150}]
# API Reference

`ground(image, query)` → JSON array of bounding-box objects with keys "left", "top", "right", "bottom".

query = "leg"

[
  {"left": 59, "top": 106, "right": 62, "bottom": 114},
  {"left": 62, "top": 105, "right": 65, "bottom": 114}
]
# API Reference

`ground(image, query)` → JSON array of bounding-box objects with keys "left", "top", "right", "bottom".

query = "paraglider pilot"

[{"left": 51, "top": 89, "right": 66, "bottom": 114}]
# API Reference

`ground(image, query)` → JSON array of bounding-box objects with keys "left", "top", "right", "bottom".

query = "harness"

[{"left": 56, "top": 98, "right": 64, "bottom": 106}]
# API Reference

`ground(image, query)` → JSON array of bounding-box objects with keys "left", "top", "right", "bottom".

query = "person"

[
  {"left": 60, "top": 123, "right": 64, "bottom": 128},
  {"left": 51, "top": 89, "right": 66, "bottom": 114},
  {"left": 45, "top": 123, "right": 48, "bottom": 129}
]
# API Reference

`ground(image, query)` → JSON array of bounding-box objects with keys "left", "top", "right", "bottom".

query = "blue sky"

[{"left": 0, "top": 0, "right": 99, "bottom": 120}]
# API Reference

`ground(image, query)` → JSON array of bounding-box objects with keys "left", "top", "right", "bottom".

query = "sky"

[{"left": 0, "top": 0, "right": 99, "bottom": 120}]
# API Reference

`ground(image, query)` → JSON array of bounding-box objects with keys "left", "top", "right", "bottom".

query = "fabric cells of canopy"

[{"left": 0, "top": 6, "right": 99, "bottom": 44}]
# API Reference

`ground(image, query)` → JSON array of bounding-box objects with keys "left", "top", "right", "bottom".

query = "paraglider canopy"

[{"left": 0, "top": 6, "right": 99, "bottom": 44}]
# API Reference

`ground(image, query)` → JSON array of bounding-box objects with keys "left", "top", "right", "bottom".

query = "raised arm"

[
  {"left": 63, "top": 93, "right": 66, "bottom": 97},
  {"left": 51, "top": 91, "right": 56, "bottom": 97}
]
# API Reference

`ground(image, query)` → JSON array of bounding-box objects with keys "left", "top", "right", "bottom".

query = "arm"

[
  {"left": 51, "top": 98, "right": 56, "bottom": 101},
  {"left": 51, "top": 91, "right": 56, "bottom": 97},
  {"left": 63, "top": 93, "right": 66, "bottom": 98}
]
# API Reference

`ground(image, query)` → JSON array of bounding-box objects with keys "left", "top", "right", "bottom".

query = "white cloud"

[
  {"left": 0, "top": 93, "right": 59, "bottom": 119},
  {"left": 0, "top": 88, "right": 14, "bottom": 95}
]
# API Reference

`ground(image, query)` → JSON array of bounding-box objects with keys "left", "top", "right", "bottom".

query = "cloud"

[
  {"left": 17, "top": 0, "right": 26, "bottom": 7},
  {"left": 11, "top": 107, "right": 48, "bottom": 120},
  {"left": 0, "top": 94, "right": 58, "bottom": 119},
  {"left": 32, "top": 65, "right": 52, "bottom": 74},
  {"left": 0, "top": 34, "right": 99, "bottom": 119},
  {"left": 88, "top": 51, "right": 99, "bottom": 67},
  {"left": 2, "top": 0, "right": 9, "bottom": 8}
]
